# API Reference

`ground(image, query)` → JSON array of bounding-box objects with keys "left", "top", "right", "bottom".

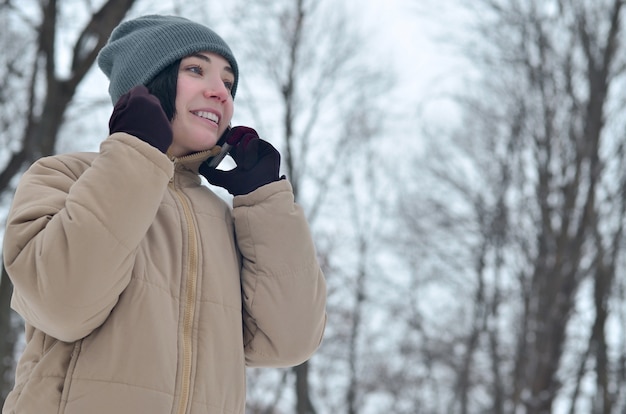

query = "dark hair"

[{"left": 146, "top": 59, "right": 180, "bottom": 121}]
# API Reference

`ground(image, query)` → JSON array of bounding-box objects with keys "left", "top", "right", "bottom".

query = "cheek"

[
  {"left": 170, "top": 117, "right": 184, "bottom": 143},
  {"left": 173, "top": 90, "right": 185, "bottom": 114},
  {"left": 174, "top": 78, "right": 192, "bottom": 111}
]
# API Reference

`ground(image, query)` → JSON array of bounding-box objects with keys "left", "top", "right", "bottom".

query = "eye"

[
  {"left": 186, "top": 65, "right": 204, "bottom": 75},
  {"left": 223, "top": 80, "right": 234, "bottom": 91}
]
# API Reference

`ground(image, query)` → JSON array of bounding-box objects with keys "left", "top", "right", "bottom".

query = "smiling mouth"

[{"left": 192, "top": 111, "right": 219, "bottom": 124}]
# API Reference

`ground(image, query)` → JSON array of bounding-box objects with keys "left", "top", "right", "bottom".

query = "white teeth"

[{"left": 194, "top": 111, "right": 219, "bottom": 123}]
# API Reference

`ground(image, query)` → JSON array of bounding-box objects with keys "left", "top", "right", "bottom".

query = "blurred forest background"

[{"left": 2, "top": 0, "right": 626, "bottom": 413}]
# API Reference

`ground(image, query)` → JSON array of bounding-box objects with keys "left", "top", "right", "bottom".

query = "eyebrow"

[{"left": 188, "top": 53, "right": 234, "bottom": 75}]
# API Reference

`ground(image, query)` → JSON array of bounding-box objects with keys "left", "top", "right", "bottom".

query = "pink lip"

[{"left": 190, "top": 111, "right": 221, "bottom": 131}]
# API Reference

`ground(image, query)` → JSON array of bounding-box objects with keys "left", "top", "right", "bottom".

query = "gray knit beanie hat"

[{"left": 97, "top": 15, "right": 239, "bottom": 104}]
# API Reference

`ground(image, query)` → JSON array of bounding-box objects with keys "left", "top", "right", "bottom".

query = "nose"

[{"left": 203, "top": 77, "right": 229, "bottom": 102}]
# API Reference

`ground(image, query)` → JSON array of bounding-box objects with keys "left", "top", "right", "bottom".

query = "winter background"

[{"left": 3, "top": 0, "right": 626, "bottom": 413}]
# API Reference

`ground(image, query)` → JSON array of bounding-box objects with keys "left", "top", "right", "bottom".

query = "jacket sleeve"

[
  {"left": 233, "top": 180, "right": 327, "bottom": 367},
  {"left": 3, "top": 133, "right": 173, "bottom": 342}
]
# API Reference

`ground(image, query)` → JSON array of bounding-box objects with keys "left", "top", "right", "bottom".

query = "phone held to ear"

[{"left": 205, "top": 126, "right": 232, "bottom": 168}]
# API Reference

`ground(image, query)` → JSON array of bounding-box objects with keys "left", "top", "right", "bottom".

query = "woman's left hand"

[{"left": 199, "top": 126, "right": 281, "bottom": 196}]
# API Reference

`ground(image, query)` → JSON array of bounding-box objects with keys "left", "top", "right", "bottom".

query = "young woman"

[{"left": 2, "top": 15, "right": 326, "bottom": 414}]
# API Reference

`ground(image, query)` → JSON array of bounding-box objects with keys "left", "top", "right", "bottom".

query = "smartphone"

[{"left": 205, "top": 126, "right": 232, "bottom": 168}]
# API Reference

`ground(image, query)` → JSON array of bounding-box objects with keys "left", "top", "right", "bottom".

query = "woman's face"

[{"left": 168, "top": 51, "right": 235, "bottom": 157}]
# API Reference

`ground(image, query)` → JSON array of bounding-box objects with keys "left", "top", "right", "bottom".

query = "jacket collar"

[{"left": 170, "top": 146, "right": 222, "bottom": 175}]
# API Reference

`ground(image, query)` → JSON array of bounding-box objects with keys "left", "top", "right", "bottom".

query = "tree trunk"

[
  {"left": 0, "top": 0, "right": 137, "bottom": 406},
  {"left": 294, "top": 362, "right": 316, "bottom": 414}
]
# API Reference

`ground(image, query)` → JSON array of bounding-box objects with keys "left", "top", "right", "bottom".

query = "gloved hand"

[
  {"left": 109, "top": 85, "right": 172, "bottom": 153},
  {"left": 200, "top": 126, "right": 281, "bottom": 196}
]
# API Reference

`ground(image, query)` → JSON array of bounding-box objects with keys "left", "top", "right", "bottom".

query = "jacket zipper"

[{"left": 171, "top": 182, "right": 199, "bottom": 414}]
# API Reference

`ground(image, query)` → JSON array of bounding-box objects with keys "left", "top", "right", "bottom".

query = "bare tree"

[
  {"left": 0, "top": 0, "right": 137, "bottom": 405},
  {"left": 397, "top": 0, "right": 626, "bottom": 412}
]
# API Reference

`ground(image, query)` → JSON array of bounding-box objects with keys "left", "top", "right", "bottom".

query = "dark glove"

[
  {"left": 109, "top": 85, "right": 172, "bottom": 154},
  {"left": 200, "top": 126, "right": 281, "bottom": 196}
]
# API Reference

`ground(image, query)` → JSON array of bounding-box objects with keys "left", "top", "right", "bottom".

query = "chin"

[
  {"left": 199, "top": 141, "right": 219, "bottom": 152},
  {"left": 190, "top": 134, "right": 218, "bottom": 151}
]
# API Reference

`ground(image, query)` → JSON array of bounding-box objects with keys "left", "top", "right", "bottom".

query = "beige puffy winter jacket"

[{"left": 2, "top": 133, "right": 327, "bottom": 414}]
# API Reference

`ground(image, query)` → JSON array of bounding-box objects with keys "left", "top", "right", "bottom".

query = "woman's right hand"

[{"left": 108, "top": 85, "right": 173, "bottom": 154}]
